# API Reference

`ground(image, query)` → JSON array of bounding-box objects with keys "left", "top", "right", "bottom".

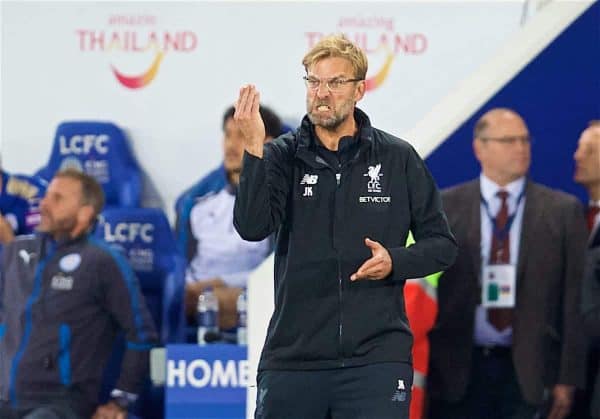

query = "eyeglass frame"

[
  {"left": 302, "top": 75, "right": 364, "bottom": 92},
  {"left": 478, "top": 134, "right": 533, "bottom": 146}
]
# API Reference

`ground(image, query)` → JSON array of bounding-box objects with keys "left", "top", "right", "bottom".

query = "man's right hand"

[{"left": 234, "top": 84, "right": 265, "bottom": 158}]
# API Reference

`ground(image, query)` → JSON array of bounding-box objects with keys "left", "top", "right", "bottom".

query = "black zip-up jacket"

[
  {"left": 0, "top": 233, "right": 157, "bottom": 416},
  {"left": 234, "top": 109, "right": 457, "bottom": 371}
]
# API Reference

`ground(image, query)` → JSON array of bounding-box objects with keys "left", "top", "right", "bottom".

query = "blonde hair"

[{"left": 302, "top": 34, "right": 368, "bottom": 80}]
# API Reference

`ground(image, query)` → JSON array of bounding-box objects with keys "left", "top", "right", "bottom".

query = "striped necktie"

[{"left": 487, "top": 190, "right": 513, "bottom": 331}]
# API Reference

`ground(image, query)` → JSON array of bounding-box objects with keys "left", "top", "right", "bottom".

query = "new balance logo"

[
  {"left": 300, "top": 174, "right": 318, "bottom": 185},
  {"left": 300, "top": 173, "right": 317, "bottom": 197}
]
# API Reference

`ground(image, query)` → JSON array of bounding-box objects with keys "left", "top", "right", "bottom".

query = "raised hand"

[
  {"left": 234, "top": 84, "right": 266, "bottom": 158},
  {"left": 350, "top": 238, "right": 393, "bottom": 281}
]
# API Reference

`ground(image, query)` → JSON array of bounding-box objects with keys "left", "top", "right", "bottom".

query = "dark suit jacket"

[
  {"left": 428, "top": 179, "right": 588, "bottom": 405},
  {"left": 582, "top": 227, "right": 600, "bottom": 418},
  {"left": 590, "top": 222, "right": 600, "bottom": 248}
]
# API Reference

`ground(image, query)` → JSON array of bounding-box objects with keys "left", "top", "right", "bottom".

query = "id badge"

[{"left": 481, "top": 264, "right": 516, "bottom": 308}]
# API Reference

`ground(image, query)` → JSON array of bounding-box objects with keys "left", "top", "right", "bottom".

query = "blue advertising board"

[{"left": 166, "top": 344, "right": 248, "bottom": 419}]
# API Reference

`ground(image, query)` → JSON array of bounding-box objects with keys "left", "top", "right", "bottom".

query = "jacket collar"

[
  {"left": 38, "top": 231, "right": 89, "bottom": 249},
  {"left": 295, "top": 108, "right": 373, "bottom": 168}
]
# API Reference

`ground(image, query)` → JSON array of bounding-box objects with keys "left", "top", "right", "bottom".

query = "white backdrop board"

[{"left": 3, "top": 1, "right": 531, "bottom": 220}]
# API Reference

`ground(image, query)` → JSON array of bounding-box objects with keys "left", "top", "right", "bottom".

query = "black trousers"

[
  {"left": 429, "top": 346, "right": 538, "bottom": 419},
  {"left": 255, "top": 362, "right": 413, "bottom": 419}
]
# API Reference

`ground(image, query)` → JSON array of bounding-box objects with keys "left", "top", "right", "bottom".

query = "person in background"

[
  {"left": 0, "top": 169, "right": 157, "bottom": 419},
  {"left": 574, "top": 120, "right": 600, "bottom": 243},
  {"left": 428, "top": 108, "right": 588, "bottom": 419},
  {"left": 403, "top": 232, "right": 442, "bottom": 419},
  {"left": 175, "top": 105, "right": 282, "bottom": 333},
  {"left": 574, "top": 120, "right": 600, "bottom": 419},
  {"left": 0, "top": 161, "right": 47, "bottom": 245}
]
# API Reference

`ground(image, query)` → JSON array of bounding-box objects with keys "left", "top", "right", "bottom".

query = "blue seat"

[
  {"left": 94, "top": 207, "right": 185, "bottom": 343},
  {"left": 93, "top": 207, "right": 185, "bottom": 419},
  {"left": 36, "top": 121, "right": 142, "bottom": 207}
]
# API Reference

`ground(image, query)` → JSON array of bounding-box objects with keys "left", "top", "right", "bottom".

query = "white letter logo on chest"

[
  {"left": 364, "top": 164, "right": 383, "bottom": 193},
  {"left": 300, "top": 174, "right": 318, "bottom": 198}
]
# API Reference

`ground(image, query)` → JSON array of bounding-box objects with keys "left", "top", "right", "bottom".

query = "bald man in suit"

[
  {"left": 428, "top": 108, "right": 588, "bottom": 419},
  {"left": 574, "top": 121, "right": 600, "bottom": 246}
]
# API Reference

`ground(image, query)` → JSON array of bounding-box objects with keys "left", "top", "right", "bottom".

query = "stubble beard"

[
  {"left": 307, "top": 97, "right": 354, "bottom": 132},
  {"left": 38, "top": 214, "right": 77, "bottom": 239}
]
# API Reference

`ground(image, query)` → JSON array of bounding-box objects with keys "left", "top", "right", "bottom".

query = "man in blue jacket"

[
  {"left": 0, "top": 169, "right": 157, "bottom": 419},
  {"left": 233, "top": 34, "right": 457, "bottom": 419}
]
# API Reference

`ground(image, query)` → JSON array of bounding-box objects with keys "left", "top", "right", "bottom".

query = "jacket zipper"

[
  {"left": 338, "top": 261, "right": 344, "bottom": 366},
  {"left": 334, "top": 152, "right": 360, "bottom": 365},
  {"left": 335, "top": 169, "right": 345, "bottom": 366}
]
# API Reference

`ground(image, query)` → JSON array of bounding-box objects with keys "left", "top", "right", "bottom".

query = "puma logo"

[{"left": 19, "top": 249, "right": 36, "bottom": 265}]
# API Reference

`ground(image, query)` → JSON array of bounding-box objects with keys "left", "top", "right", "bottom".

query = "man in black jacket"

[{"left": 233, "top": 34, "right": 457, "bottom": 419}]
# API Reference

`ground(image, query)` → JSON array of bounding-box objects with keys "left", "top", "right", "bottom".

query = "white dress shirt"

[{"left": 186, "top": 187, "right": 271, "bottom": 288}]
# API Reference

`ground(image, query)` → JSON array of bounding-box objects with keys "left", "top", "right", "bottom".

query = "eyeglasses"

[
  {"left": 303, "top": 76, "right": 363, "bottom": 92},
  {"left": 480, "top": 135, "right": 532, "bottom": 146}
]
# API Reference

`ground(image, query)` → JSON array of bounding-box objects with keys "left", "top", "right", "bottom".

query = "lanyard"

[{"left": 480, "top": 187, "right": 526, "bottom": 243}]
